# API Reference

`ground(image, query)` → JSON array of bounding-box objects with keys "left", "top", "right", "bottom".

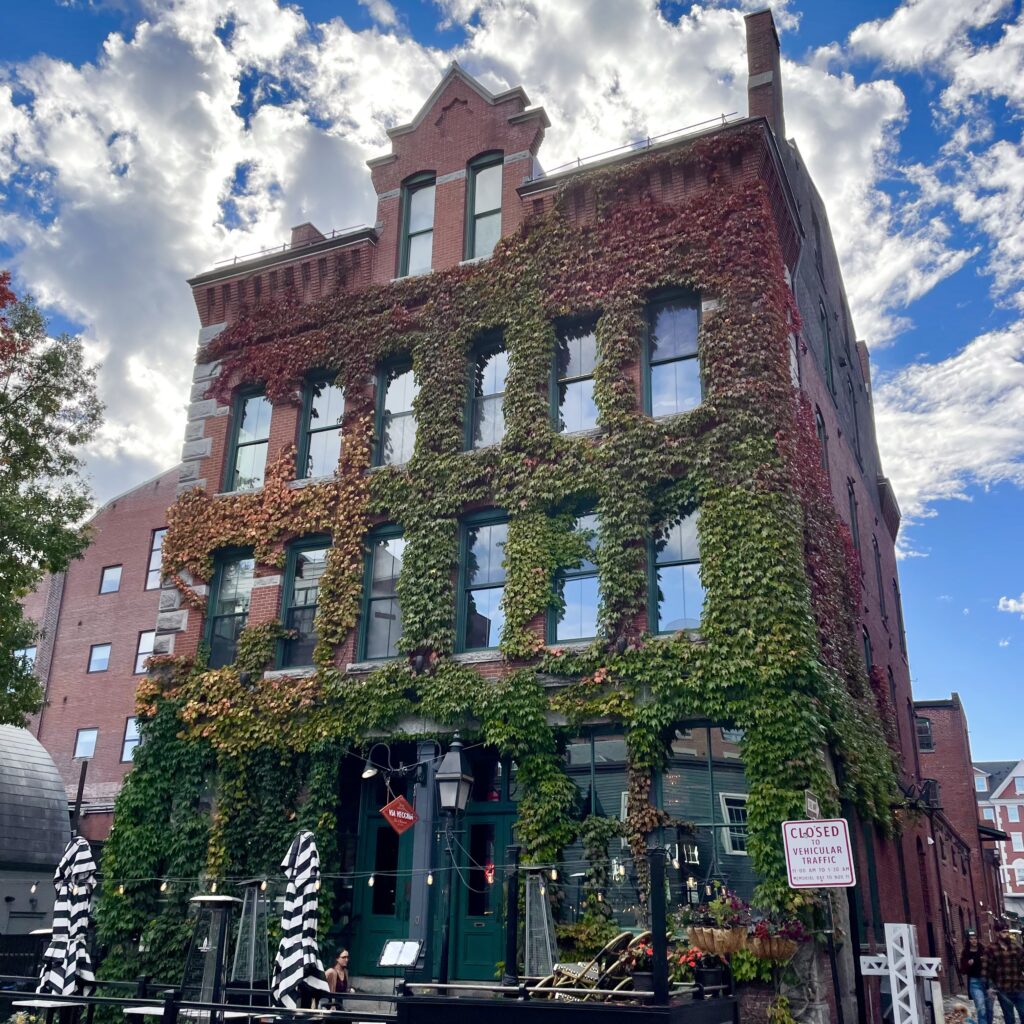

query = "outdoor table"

[{"left": 11, "top": 997, "right": 91, "bottom": 1024}]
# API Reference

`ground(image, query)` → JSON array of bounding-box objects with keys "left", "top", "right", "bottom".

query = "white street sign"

[
  {"left": 783, "top": 818, "right": 857, "bottom": 888},
  {"left": 804, "top": 790, "right": 820, "bottom": 819}
]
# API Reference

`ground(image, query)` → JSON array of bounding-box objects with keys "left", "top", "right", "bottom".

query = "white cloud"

[
  {"left": 849, "top": 0, "right": 1011, "bottom": 71},
  {"left": 998, "top": 594, "right": 1024, "bottom": 618},
  {"left": 873, "top": 322, "right": 1024, "bottom": 531},
  {"left": 359, "top": 0, "right": 399, "bottom": 28},
  {"left": 999, "top": 637, "right": 1011, "bottom": 646}
]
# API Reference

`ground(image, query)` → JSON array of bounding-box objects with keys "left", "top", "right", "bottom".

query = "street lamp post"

[{"left": 435, "top": 735, "right": 473, "bottom": 987}]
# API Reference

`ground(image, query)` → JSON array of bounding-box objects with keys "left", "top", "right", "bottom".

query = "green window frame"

[
  {"left": 847, "top": 479, "right": 860, "bottom": 554},
  {"left": 457, "top": 512, "right": 508, "bottom": 652},
  {"left": 207, "top": 551, "right": 256, "bottom": 668},
  {"left": 465, "top": 152, "right": 503, "bottom": 261},
  {"left": 225, "top": 389, "right": 272, "bottom": 492},
  {"left": 399, "top": 173, "right": 435, "bottom": 278},
  {"left": 465, "top": 334, "right": 508, "bottom": 450},
  {"left": 374, "top": 360, "right": 418, "bottom": 466},
  {"left": 298, "top": 376, "right": 345, "bottom": 479},
  {"left": 820, "top": 301, "right": 835, "bottom": 395},
  {"left": 360, "top": 527, "right": 405, "bottom": 661},
  {"left": 648, "top": 510, "right": 705, "bottom": 633},
  {"left": 548, "top": 512, "right": 600, "bottom": 643},
  {"left": 280, "top": 538, "right": 330, "bottom": 668},
  {"left": 846, "top": 377, "right": 861, "bottom": 461},
  {"left": 643, "top": 293, "right": 701, "bottom": 418},
  {"left": 552, "top": 318, "right": 599, "bottom": 434},
  {"left": 873, "top": 537, "right": 887, "bottom": 622}
]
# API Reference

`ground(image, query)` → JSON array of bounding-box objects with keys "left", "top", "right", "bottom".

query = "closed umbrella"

[
  {"left": 37, "top": 837, "right": 96, "bottom": 996},
  {"left": 272, "top": 830, "right": 330, "bottom": 1008}
]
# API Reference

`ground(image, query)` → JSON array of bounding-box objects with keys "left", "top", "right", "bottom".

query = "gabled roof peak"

[{"left": 384, "top": 61, "right": 544, "bottom": 141}]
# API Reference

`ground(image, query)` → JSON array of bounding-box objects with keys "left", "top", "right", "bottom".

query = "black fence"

[{"left": 0, "top": 974, "right": 736, "bottom": 1024}]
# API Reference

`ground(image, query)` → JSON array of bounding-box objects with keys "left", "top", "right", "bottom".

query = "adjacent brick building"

[
  {"left": 975, "top": 759, "right": 1024, "bottom": 919},
  {"left": 912, "top": 695, "right": 1005, "bottom": 946},
  {"left": 20, "top": 468, "right": 178, "bottom": 843}
]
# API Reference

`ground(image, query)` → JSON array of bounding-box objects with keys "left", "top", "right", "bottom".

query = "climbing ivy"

[{"left": 97, "top": 125, "right": 898, "bottom": 967}]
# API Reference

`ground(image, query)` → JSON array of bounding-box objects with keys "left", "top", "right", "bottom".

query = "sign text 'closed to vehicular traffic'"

[{"left": 782, "top": 818, "right": 856, "bottom": 888}]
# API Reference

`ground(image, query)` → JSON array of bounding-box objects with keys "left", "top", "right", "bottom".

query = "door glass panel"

[
  {"left": 467, "top": 823, "right": 497, "bottom": 917},
  {"left": 372, "top": 827, "right": 399, "bottom": 915}
]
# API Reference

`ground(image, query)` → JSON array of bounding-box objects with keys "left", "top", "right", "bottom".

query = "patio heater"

[
  {"left": 435, "top": 735, "right": 473, "bottom": 986},
  {"left": 181, "top": 894, "right": 241, "bottom": 1020},
  {"left": 230, "top": 880, "right": 270, "bottom": 1005}
]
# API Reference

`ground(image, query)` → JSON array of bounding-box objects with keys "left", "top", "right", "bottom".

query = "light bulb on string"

[
  {"left": 539, "top": 884, "right": 546, "bottom": 897},
  {"left": 427, "top": 873, "right": 434, "bottom": 886},
  {"left": 211, "top": 881, "right": 217, "bottom": 893},
  {"left": 315, "top": 879, "right": 321, "bottom": 892},
  {"left": 160, "top": 881, "right": 168, "bottom": 893},
  {"left": 672, "top": 858, "right": 680, "bottom": 870},
  {"left": 550, "top": 868, "right": 558, "bottom": 881},
  {"left": 260, "top": 880, "right": 268, "bottom": 892},
  {"left": 30, "top": 882, "right": 38, "bottom": 895},
  {"left": 118, "top": 884, "right": 125, "bottom": 895},
  {"left": 368, "top": 875, "right": 375, "bottom": 888}
]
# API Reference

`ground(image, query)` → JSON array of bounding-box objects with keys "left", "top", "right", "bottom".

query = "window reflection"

[{"left": 555, "top": 323, "right": 599, "bottom": 433}]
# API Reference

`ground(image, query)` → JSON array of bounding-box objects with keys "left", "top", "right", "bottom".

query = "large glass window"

[
  {"left": 208, "top": 555, "right": 255, "bottom": 668},
  {"left": 74, "top": 728, "right": 98, "bottom": 759},
  {"left": 468, "top": 340, "right": 508, "bottom": 449},
  {"left": 363, "top": 531, "right": 405, "bottom": 660},
  {"left": 301, "top": 379, "right": 344, "bottom": 479},
  {"left": 651, "top": 511, "right": 704, "bottom": 633},
  {"left": 88, "top": 643, "right": 111, "bottom": 673},
  {"left": 121, "top": 717, "right": 140, "bottom": 762},
  {"left": 229, "top": 392, "right": 272, "bottom": 491},
  {"left": 554, "top": 321, "right": 598, "bottom": 433},
  {"left": 401, "top": 176, "right": 435, "bottom": 277},
  {"left": 551, "top": 513, "right": 599, "bottom": 642},
  {"left": 100, "top": 565, "right": 122, "bottom": 594},
  {"left": 134, "top": 630, "right": 155, "bottom": 674},
  {"left": 460, "top": 517, "right": 507, "bottom": 650},
  {"left": 820, "top": 301, "right": 835, "bottom": 394},
  {"left": 146, "top": 528, "right": 167, "bottom": 590},
  {"left": 375, "top": 363, "right": 418, "bottom": 466},
  {"left": 282, "top": 543, "right": 328, "bottom": 667},
  {"left": 646, "top": 297, "right": 700, "bottom": 417},
  {"left": 467, "top": 155, "right": 502, "bottom": 260}
]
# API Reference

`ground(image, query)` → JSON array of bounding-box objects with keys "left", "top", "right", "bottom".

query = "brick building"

[
  {"left": 89, "top": 8, "right": 968, "bottom": 1014},
  {"left": 912, "top": 695, "right": 1005, "bottom": 946},
  {"left": 19, "top": 468, "right": 178, "bottom": 843},
  {"left": 975, "top": 759, "right": 1024, "bottom": 919}
]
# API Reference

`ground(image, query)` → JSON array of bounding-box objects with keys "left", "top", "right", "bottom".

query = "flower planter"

[
  {"left": 688, "top": 925, "right": 747, "bottom": 955},
  {"left": 694, "top": 965, "right": 728, "bottom": 999},
  {"left": 750, "top": 936, "right": 798, "bottom": 960},
  {"left": 631, "top": 971, "right": 655, "bottom": 1000}
]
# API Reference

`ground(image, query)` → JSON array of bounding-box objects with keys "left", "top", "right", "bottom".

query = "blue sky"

[{"left": 0, "top": 0, "right": 1021, "bottom": 758}]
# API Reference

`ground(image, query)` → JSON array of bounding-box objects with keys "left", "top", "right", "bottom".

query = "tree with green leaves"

[{"left": 1, "top": 270, "right": 103, "bottom": 725}]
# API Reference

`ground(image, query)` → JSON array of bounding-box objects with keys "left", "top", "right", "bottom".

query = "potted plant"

[
  {"left": 690, "top": 950, "right": 729, "bottom": 998},
  {"left": 628, "top": 940, "right": 656, "bottom": 997},
  {"left": 706, "top": 891, "right": 751, "bottom": 953}
]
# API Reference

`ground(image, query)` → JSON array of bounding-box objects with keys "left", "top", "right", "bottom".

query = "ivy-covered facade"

[{"left": 96, "top": 12, "right": 962, "bottom": 1013}]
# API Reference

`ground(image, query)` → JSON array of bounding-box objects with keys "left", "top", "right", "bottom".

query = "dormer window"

[
  {"left": 401, "top": 173, "right": 435, "bottom": 277},
  {"left": 466, "top": 153, "right": 503, "bottom": 260}
]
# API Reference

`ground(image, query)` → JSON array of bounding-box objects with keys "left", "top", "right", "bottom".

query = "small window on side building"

[
  {"left": 100, "top": 565, "right": 122, "bottom": 594},
  {"left": 121, "top": 717, "right": 141, "bottom": 761},
  {"left": 74, "top": 728, "right": 98, "bottom": 759},
  {"left": 88, "top": 643, "right": 111, "bottom": 672},
  {"left": 134, "top": 630, "right": 155, "bottom": 674},
  {"left": 915, "top": 716, "right": 934, "bottom": 752},
  {"left": 146, "top": 529, "right": 167, "bottom": 590}
]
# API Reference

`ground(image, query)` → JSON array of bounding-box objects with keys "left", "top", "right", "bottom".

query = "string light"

[
  {"left": 118, "top": 884, "right": 125, "bottom": 895},
  {"left": 550, "top": 868, "right": 558, "bottom": 881},
  {"left": 210, "top": 881, "right": 217, "bottom": 893},
  {"left": 160, "top": 881, "right": 168, "bottom": 893},
  {"left": 260, "top": 880, "right": 268, "bottom": 892},
  {"left": 30, "top": 882, "right": 38, "bottom": 895},
  {"left": 539, "top": 884, "right": 546, "bottom": 896},
  {"left": 315, "top": 879, "right": 321, "bottom": 891},
  {"left": 367, "top": 875, "right": 375, "bottom": 888},
  {"left": 426, "top": 873, "right": 434, "bottom": 886}
]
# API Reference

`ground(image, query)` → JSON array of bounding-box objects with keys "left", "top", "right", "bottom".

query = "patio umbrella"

[
  {"left": 272, "top": 830, "right": 330, "bottom": 1008},
  {"left": 37, "top": 836, "right": 97, "bottom": 996}
]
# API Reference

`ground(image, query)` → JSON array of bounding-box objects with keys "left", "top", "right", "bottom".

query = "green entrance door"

[
  {"left": 449, "top": 754, "right": 518, "bottom": 981},
  {"left": 352, "top": 776, "right": 414, "bottom": 975}
]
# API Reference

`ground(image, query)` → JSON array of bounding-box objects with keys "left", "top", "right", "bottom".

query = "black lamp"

[{"left": 435, "top": 734, "right": 473, "bottom": 813}]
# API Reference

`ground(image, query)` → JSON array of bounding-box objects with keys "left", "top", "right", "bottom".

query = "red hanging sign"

[{"left": 380, "top": 794, "right": 419, "bottom": 835}]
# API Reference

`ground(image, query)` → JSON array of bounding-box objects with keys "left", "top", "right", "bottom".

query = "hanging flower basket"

[
  {"left": 750, "top": 936, "right": 798, "bottom": 961},
  {"left": 687, "top": 925, "right": 747, "bottom": 955}
]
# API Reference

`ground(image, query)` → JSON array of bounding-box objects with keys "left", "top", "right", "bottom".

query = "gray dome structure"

[{"left": 0, "top": 725, "right": 71, "bottom": 869}]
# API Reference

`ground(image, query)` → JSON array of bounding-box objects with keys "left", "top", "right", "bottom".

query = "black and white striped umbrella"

[
  {"left": 272, "top": 830, "right": 330, "bottom": 1008},
  {"left": 37, "top": 837, "right": 96, "bottom": 996}
]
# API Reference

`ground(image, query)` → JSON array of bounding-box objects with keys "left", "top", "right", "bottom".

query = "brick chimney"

[
  {"left": 745, "top": 9, "right": 785, "bottom": 141},
  {"left": 290, "top": 222, "right": 325, "bottom": 249}
]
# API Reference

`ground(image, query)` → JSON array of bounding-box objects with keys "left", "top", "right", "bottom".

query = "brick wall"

[{"left": 28, "top": 467, "right": 179, "bottom": 839}]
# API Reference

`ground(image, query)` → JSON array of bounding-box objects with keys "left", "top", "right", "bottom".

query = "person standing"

[
  {"left": 961, "top": 929, "right": 992, "bottom": 1024},
  {"left": 984, "top": 921, "right": 1024, "bottom": 1023}
]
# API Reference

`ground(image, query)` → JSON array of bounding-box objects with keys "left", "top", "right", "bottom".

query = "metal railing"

[
  {"left": 213, "top": 227, "right": 373, "bottom": 270},
  {"left": 526, "top": 113, "right": 741, "bottom": 182}
]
